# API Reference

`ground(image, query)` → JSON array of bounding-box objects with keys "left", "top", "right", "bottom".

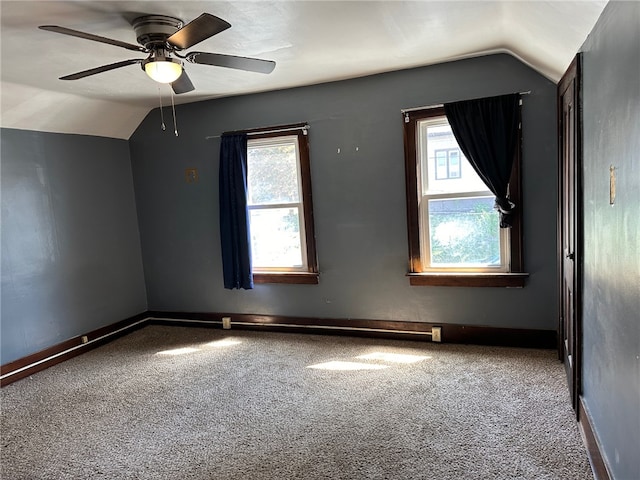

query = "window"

[
  {"left": 403, "top": 107, "right": 525, "bottom": 287},
  {"left": 434, "top": 148, "right": 462, "bottom": 180},
  {"left": 246, "top": 125, "right": 318, "bottom": 284}
]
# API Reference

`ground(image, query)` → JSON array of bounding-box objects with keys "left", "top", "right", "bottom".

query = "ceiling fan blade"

[
  {"left": 167, "top": 13, "right": 231, "bottom": 50},
  {"left": 60, "top": 59, "right": 143, "bottom": 80},
  {"left": 172, "top": 69, "right": 195, "bottom": 94},
  {"left": 39, "top": 25, "right": 147, "bottom": 52},
  {"left": 186, "top": 52, "right": 276, "bottom": 74}
]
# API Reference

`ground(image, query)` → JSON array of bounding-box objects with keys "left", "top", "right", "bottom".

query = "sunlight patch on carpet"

[
  {"left": 205, "top": 339, "right": 242, "bottom": 348},
  {"left": 307, "top": 361, "right": 389, "bottom": 371},
  {"left": 156, "top": 338, "right": 242, "bottom": 356},
  {"left": 357, "top": 352, "right": 431, "bottom": 364},
  {"left": 156, "top": 347, "right": 200, "bottom": 356}
]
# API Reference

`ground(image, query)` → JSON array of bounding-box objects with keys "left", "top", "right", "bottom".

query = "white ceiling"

[{"left": 0, "top": 1, "right": 607, "bottom": 139}]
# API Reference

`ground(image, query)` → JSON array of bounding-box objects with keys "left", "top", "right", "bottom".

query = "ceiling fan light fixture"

[{"left": 144, "top": 57, "right": 182, "bottom": 84}]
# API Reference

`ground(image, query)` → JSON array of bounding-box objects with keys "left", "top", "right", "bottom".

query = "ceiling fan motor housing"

[{"left": 133, "top": 15, "right": 183, "bottom": 50}]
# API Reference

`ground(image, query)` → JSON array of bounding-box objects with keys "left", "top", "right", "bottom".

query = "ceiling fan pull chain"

[
  {"left": 157, "top": 85, "right": 166, "bottom": 131},
  {"left": 170, "top": 88, "right": 178, "bottom": 137}
]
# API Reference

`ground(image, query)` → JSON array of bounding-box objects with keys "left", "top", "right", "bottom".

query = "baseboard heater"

[
  {"left": 2, "top": 311, "right": 555, "bottom": 387},
  {"left": 0, "top": 316, "right": 148, "bottom": 386},
  {"left": 148, "top": 316, "right": 443, "bottom": 341}
]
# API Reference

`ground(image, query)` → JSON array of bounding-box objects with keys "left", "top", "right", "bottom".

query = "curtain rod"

[
  {"left": 206, "top": 123, "right": 309, "bottom": 140},
  {"left": 400, "top": 90, "right": 531, "bottom": 115}
]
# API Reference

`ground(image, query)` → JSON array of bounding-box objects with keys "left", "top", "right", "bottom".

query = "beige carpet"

[{"left": 1, "top": 325, "right": 593, "bottom": 479}]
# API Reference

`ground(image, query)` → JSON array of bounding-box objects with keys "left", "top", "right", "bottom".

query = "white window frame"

[
  {"left": 247, "top": 135, "right": 309, "bottom": 273},
  {"left": 416, "top": 115, "right": 510, "bottom": 273}
]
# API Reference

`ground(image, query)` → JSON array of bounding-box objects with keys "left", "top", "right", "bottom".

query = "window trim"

[
  {"left": 246, "top": 124, "right": 319, "bottom": 284},
  {"left": 403, "top": 107, "right": 525, "bottom": 287}
]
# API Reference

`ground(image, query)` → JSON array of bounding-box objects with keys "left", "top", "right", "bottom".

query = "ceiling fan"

[{"left": 39, "top": 13, "right": 276, "bottom": 94}]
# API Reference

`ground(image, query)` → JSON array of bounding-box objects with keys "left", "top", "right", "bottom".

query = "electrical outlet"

[
  {"left": 222, "top": 317, "right": 231, "bottom": 330},
  {"left": 431, "top": 326, "right": 442, "bottom": 343}
]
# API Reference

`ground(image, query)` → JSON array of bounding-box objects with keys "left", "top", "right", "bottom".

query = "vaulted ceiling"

[{"left": 0, "top": 1, "right": 607, "bottom": 139}]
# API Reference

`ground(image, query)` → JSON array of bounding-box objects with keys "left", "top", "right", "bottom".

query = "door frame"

[{"left": 557, "top": 54, "right": 583, "bottom": 414}]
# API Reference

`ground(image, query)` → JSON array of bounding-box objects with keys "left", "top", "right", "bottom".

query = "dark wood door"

[{"left": 558, "top": 55, "right": 581, "bottom": 412}]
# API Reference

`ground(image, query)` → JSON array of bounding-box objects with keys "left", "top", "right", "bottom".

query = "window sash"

[
  {"left": 247, "top": 135, "right": 302, "bottom": 206},
  {"left": 247, "top": 134, "right": 309, "bottom": 273},
  {"left": 414, "top": 112, "right": 510, "bottom": 273},
  {"left": 419, "top": 193, "right": 510, "bottom": 272}
]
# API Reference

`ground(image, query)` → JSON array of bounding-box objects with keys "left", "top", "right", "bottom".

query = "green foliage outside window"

[
  {"left": 248, "top": 144, "right": 298, "bottom": 204},
  {"left": 429, "top": 198, "right": 500, "bottom": 265}
]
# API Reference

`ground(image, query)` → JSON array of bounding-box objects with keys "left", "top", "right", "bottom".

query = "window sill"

[
  {"left": 407, "top": 272, "right": 529, "bottom": 287},
  {"left": 253, "top": 272, "right": 319, "bottom": 285}
]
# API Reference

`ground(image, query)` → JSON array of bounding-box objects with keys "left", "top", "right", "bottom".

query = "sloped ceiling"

[{"left": 0, "top": 1, "right": 607, "bottom": 139}]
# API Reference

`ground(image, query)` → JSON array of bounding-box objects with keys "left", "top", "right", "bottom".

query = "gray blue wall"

[
  {"left": 130, "top": 53, "right": 558, "bottom": 330},
  {"left": 1, "top": 128, "right": 147, "bottom": 364},
  {"left": 580, "top": 2, "right": 640, "bottom": 478}
]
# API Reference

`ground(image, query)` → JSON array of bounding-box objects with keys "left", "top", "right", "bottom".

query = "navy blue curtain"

[
  {"left": 219, "top": 133, "right": 253, "bottom": 289},
  {"left": 444, "top": 94, "right": 520, "bottom": 227}
]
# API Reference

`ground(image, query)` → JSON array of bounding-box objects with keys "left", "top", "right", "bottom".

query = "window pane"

[
  {"left": 448, "top": 150, "right": 461, "bottom": 178},
  {"left": 247, "top": 142, "right": 300, "bottom": 205},
  {"left": 428, "top": 196, "right": 500, "bottom": 266},
  {"left": 435, "top": 150, "right": 448, "bottom": 180},
  {"left": 422, "top": 122, "right": 486, "bottom": 194},
  {"left": 249, "top": 207, "right": 303, "bottom": 268}
]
